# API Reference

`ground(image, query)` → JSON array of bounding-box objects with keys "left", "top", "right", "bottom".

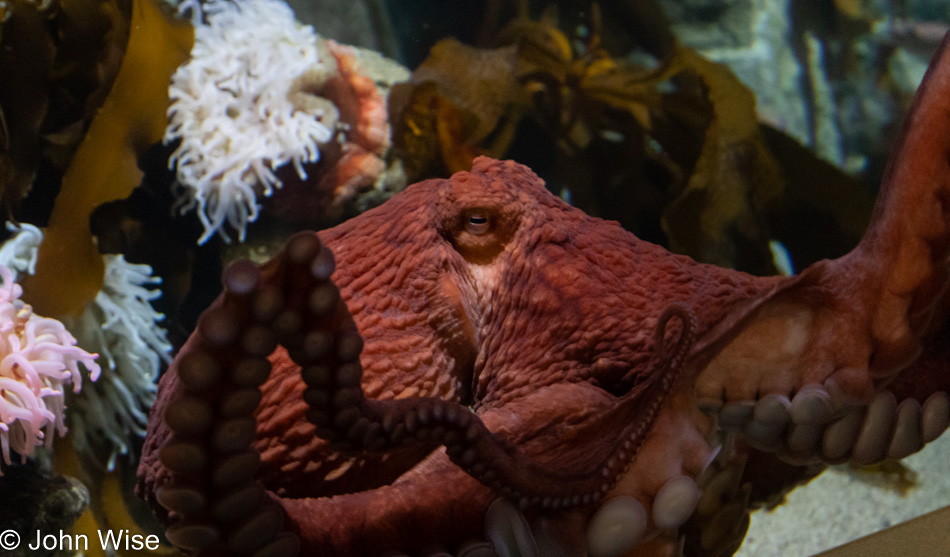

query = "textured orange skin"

[{"left": 139, "top": 33, "right": 950, "bottom": 556}]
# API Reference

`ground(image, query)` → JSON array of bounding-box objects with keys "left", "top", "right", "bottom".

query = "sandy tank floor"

[{"left": 736, "top": 432, "right": 950, "bottom": 556}]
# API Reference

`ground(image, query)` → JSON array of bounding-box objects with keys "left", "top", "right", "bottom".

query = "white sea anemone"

[
  {"left": 0, "top": 222, "right": 43, "bottom": 276},
  {"left": 0, "top": 265, "right": 100, "bottom": 473},
  {"left": 69, "top": 255, "right": 172, "bottom": 469},
  {"left": 166, "top": 0, "right": 335, "bottom": 244}
]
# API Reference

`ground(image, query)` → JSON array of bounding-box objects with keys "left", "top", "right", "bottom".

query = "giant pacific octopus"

[{"left": 137, "top": 33, "right": 950, "bottom": 557}]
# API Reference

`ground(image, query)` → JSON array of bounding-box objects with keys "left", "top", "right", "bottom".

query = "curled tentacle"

[
  {"left": 157, "top": 345, "right": 296, "bottom": 553},
  {"left": 152, "top": 234, "right": 346, "bottom": 556}
]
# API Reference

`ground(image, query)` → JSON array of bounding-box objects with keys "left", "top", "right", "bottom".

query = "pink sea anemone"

[{"left": 0, "top": 265, "right": 100, "bottom": 472}]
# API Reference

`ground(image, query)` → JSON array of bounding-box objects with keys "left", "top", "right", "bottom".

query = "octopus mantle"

[{"left": 137, "top": 35, "right": 950, "bottom": 557}]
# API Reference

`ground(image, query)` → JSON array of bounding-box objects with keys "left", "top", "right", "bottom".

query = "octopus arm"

[
  {"left": 279, "top": 450, "right": 493, "bottom": 556},
  {"left": 284, "top": 375, "right": 693, "bottom": 556},
  {"left": 689, "top": 32, "right": 950, "bottom": 471}
]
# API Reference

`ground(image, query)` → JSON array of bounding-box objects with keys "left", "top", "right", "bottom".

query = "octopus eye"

[
  {"left": 449, "top": 205, "right": 512, "bottom": 263},
  {"left": 464, "top": 210, "right": 492, "bottom": 235}
]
